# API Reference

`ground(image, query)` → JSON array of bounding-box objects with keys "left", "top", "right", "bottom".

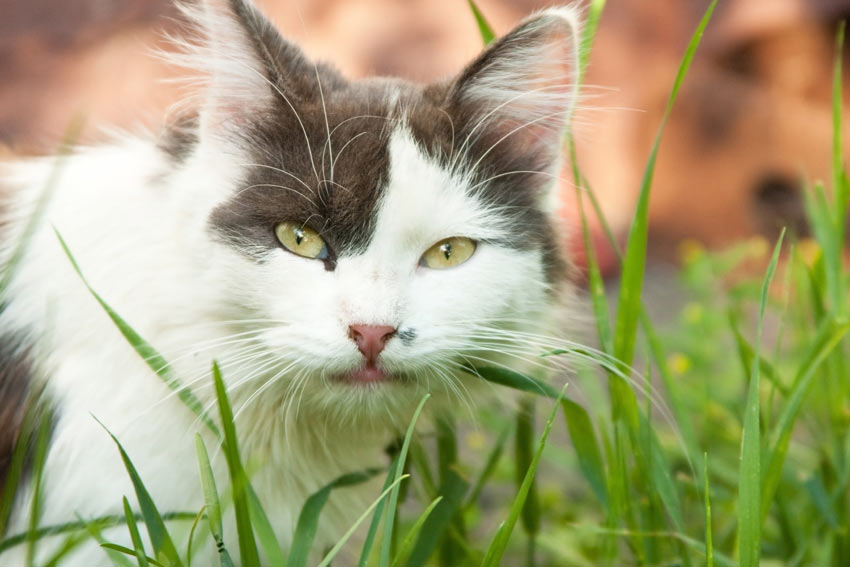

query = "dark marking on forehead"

[{"left": 210, "top": 79, "right": 414, "bottom": 260}]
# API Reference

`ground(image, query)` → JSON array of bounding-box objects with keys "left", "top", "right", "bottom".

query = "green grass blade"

[
  {"left": 406, "top": 466, "right": 469, "bottom": 567},
  {"left": 730, "top": 315, "right": 788, "bottom": 397},
  {"left": 705, "top": 454, "right": 713, "bottom": 567},
  {"left": 391, "top": 496, "right": 443, "bottom": 567},
  {"left": 122, "top": 496, "right": 152, "bottom": 567},
  {"left": 194, "top": 434, "right": 235, "bottom": 567},
  {"left": 358, "top": 459, "right": 399, "bottom": 567},
  {"left": 379, "top": 394, "right": 430, "bottom": 567},
  {"left": 803, "top": 474, "right": 839, "bottom": 529},
  {"left": 576, "top": 187, "right": 614, "bottom": 354},
  {"left": 611, "top": 0, "right": 717, "bottom": 425},
  {"left": 578, "top": 0, "right": 606, "bottom": 79},
  {"left": 577, "top": 171, "right": 704, "bottom": 475},
  {"left": 640, "top": 311, "right": 701, "bottom": 476},
  {"left": 570, "top": 0, "right": 610, "bottom": 353},
  {"left": 804, "top": 182, "right": 843, "bottom": 313},
  {"left": 41, "top": 532, "right": 90, "bottom": 567},
  {"left": 101, "top": 543, "right": 165, "bottom": 567},
  {"left": 0, "top": 115, "right": 84, "bottom": 296},
  {"left": 514, "top": 396, "right": 539, "bottom": 566},
  {"left": 243, "top": 483, "right": 284, "bottom": 567},
  {"left": 480, "top": 384, "right": 567, "bottom": 567},
  {"left": 211, "top": 362, "right": 259, "bottom": 567},
  {"left": 185, "top": 507, "right": 204, "bottom": 567},
  {"left": 24, "top": 408, "right": 51, "bottom": 567},
  {"left": 642, "top": 416, "right": 685, "bottom": 532},
  {"left": 434, "top": 414, "right": 464, "bottom": 565},
  {"left": 317, "top": 475, "right": 409, "bottom": 567},
  {"left": 464, "top": 364, "right": 559, "bottom": 398},
  {"left": 0, "top": 513, "right": 196, "bottom": 556},
  {"left": 738, "top": 230, "right": 785, "bottom": 567},
  {"left": 561, "top": 398, "right": 608, "bottom": 507},
  {"left": 288, "top": 468, "right": 383, "bottom": 567},
  {"left": 409, "top": 441, "right": 436, "bottom": 497},
  {"left": 467, "top": 0, "right": 495, "bottom": 45},
  {"left": 97, "top": 419, "right": 183, "bottom": 567},
  {"left": 465, "top": 422, "right": 511, "bottom": 508},
  {"left": 77, "top": 514, "right": 135, "bottom": 567},
  {"left": 761, "top": 316, "right": 850, "bottom": 524},
  {"left": 194, "top": 436, "right": 223, "bottom": 542},
  {"left": 54, "top": 229, "right": 220, "bottom": 439}
]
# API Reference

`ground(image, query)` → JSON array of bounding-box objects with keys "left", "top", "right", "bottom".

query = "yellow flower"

[
  {"left": 678, "top": 239, "right": 704, "bottom": 265},
  {"left": 667, "top": 353, "right": 691, "bottom": 375}
]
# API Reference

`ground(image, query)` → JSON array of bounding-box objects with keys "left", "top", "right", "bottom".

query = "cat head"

[{"left": 168, "top": 0, "right": 580, "bottom": 423}]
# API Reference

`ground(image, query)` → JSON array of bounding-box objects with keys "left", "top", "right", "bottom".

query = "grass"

[{"left": 2, "top": 2, "right": 850, "bottom": 565}]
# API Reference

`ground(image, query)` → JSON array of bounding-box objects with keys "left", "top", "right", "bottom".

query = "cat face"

[{"left": 173, "top": 0, "right": 579, "bottom": 418}]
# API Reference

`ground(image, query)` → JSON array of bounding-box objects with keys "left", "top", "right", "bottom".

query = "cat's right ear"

[
  {"left": 446, "top": 8, "right": 582, "bottom": 178},
  {"left": 176, "top": 0, "right": 339, "bottom": 136}
]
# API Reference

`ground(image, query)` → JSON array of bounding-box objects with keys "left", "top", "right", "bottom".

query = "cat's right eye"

[{"left": 275, "top": 222, "right": 328, "bottom": 260}]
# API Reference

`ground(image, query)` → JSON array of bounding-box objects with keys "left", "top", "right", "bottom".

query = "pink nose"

[{"left": 348, "top": 324, "right": 397, "bottom": 363}]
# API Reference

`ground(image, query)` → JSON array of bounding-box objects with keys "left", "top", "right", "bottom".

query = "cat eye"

[
  {"left": 420, "top": 237, "right": 477, "bottom": 269},
  {"left": 275, "top": 222, "right": 328, "bottom": 260}
]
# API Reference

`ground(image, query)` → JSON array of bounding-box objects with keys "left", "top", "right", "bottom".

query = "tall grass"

[{"left": 2, "top": 2, "right": 849, "bottom": 565}]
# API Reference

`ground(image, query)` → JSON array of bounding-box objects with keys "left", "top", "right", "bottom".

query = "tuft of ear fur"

[
  {"left": 448, "top": 7, "right": 581, "bottom": 175},
  {"left": 168, "top": 0, "right": 343, "bottom": 135}
]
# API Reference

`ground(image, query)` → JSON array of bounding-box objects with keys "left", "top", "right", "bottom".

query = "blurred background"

[{"left": 1, "top": 0, "right": 849, "bottom": 276}]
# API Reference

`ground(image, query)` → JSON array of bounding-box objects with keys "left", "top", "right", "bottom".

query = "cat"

[{"left": 0, "top": 0, "right": 581, "bottom": 564}]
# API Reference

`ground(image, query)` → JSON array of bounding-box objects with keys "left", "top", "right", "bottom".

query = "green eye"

[
  {"left": 420, "top": 237, "right": 477, "bottom": 269},
  {"left": 275, "top": 222, "right": 328, "bottom": 260}
]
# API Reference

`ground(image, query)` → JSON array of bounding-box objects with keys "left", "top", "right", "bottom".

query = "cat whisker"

[
  {"left": 149, "top": 336, "right": 269, "bottom": 378},
  {"left": 467, "top": 109, "right": 571, "bottom": 176},
  {"left": 318, "top": 178, "right": 352, "bottom": 195},
  {"left": 434, "top": 106, "right": 457, "bottom": 165},
  {"left": 330, "top": 131, "right": 369, "bottom": 174},
  {"left": 233, "top": 183, "right": 317, "bottom": 207},
  {"left": 428, "top": 361, "right": 477, "bottom": 422},
  {"left": 239, "top": 163, "right": 313, "bottom": 193},
  {"left": 465, "top": 169, "right": 569, "bottom": 194},
  {"left": 326, "top": 113, "right": 394, "bottom": 140},
  {"left": 232, "top": 358, "right": 302, "bottom": 422},
  {"left": 449, "top": 339, "right": 682, "bottom": 448},
  {"left": 312, "top": 64, "right": 334, "bottom": 184}
]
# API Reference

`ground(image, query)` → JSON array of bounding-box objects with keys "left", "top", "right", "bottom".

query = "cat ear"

[
  {"left": 448, "top": 8, "right": 581, "bottom": 175},
  {"left": 179, "top": 0, "right": 340, "bottom": 134}
]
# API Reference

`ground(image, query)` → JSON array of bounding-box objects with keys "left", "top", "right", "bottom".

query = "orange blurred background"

[{"left": 2, "top": 0, "right": 849, "bottom": 274}]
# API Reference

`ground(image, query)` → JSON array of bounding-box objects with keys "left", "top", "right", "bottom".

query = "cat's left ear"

[
  {"left": 447, "top": 8, "right": 581, "bottom": 176},
  {"left": 186, "top": 0, "right": 342, "bottom": 134}
]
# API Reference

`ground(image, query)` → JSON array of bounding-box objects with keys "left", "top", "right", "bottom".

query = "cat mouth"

[{"left": 336, "top": 362, "right": 393, "bottom": 385}]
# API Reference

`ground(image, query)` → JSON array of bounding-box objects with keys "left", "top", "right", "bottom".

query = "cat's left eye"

[
  {"left": 275, "top": 222, "right": 328, "bottom": 260},
  {"left": 420, "top": 237, "right": 477, "bottom": 269}
]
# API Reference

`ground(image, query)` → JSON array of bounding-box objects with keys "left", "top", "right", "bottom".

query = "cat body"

[{"left": 0, "top": 1, "right": 580, "bottom": 564}]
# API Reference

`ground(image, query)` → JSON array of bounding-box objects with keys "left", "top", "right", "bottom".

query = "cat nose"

[{"left": 348, "top": 324, "right": 397, "bottom": 363}]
